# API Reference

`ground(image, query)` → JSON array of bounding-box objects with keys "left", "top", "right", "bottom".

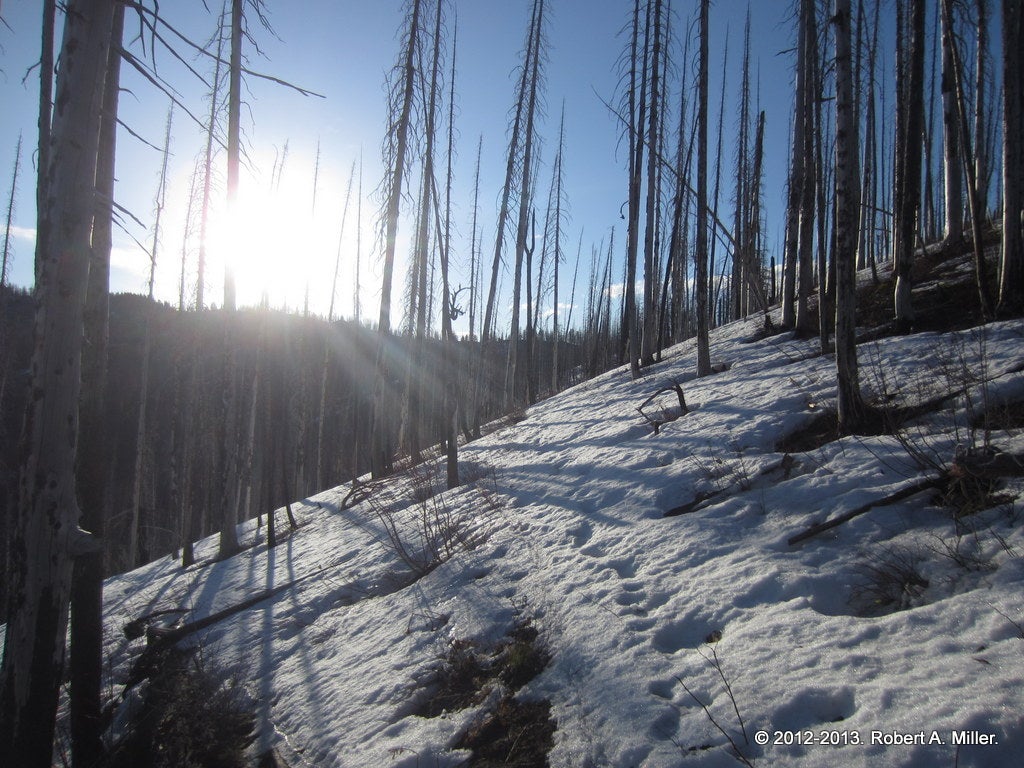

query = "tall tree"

[
  {"left": 940, "top": 0, "right": 964, "bottom": 245},
  {"left": 974, "top": 0, "right": 989, "bottom": 217},
  {"left": 834, "top": 0, "right": 866, "bottom": 431},
  {"left": 217, "top": 0, "right": 245, "bottom": 559},
  {"left": 0, "top": 136, "right": 19, "bottom": 295},
  {"left": 550, "top": 104, "right": 567, "bottom": 393},
  {"left": 371, "top": 0, "right": 424, "bottom": 478},
  {"left": 196, "top": 4, "right": 228, "bottom": 312},
  {"left": 894, "top": 0, "right": 925, "bottom": 332},
  {"left": 0, "top": 2, "right": 116, "bottom": 763},
  {"left": 694, "top": 0, "right": 712, "bottom": 377},
  {"left": 782, "top": 0, "right": 809, "bottom": 330},
  {"left": 441, "top": 13, "right": 459, "bottom": 489},
  {"left": 640, "top": 0, "right": 664, "bottom": 365},
  {"left": 69, "top": 6, "right": 124, "bottom": 763},
  {"left": 999, "top": 0, "right": 1024, "bottom": 314},
  {"left": 127, "top": 105, "right": 173, "bottom": 569},
  {"left": 942, "top": 0, "right": 993, "bottom": 318},
  {"left": 317, "top": 161, "right": 356, "bottom": 489},
  {"left": 406, "top": 0, "right": 445, "bottom": 461},
  {"left": 795, "top": 0, "right": 818, "bottom": 336},
  {"left": 508, "top": 0, "right": 544, "bottom": 407},
  {"left": 622, "top": 0, "right": 648, "bottom": 378},
  {"left": 34, "top": 0, "right": 56, "bottom": 286}
]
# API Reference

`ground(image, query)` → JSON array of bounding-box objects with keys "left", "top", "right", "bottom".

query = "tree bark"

[
  {"left": 834, "top": 0, "right": 866, "bottom": 432},
  {"left": 695, "top": 0, "right": 712, "bottom": 377},
  {"left": 940, "top": 2, "right": 964, "bottom": 245},
  {"left": 0, "top": 2, "right": 116, "bottom": 764},
  {"left": 372, "top": 0, "right": 423, "bottom": 478},
  {"left": 69, "top": 6, "right": 123, "bottom": 764},
  {"left": 894, "top": 0, "right": 925, "bottom": 332},
  {"left": 1000, "top": 0, "right": 1024, "bottom": 315}
]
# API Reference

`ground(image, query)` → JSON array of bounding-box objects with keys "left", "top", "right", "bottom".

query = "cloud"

[{"left": 9, "top": 225, "right": 36, "bottom": 242}]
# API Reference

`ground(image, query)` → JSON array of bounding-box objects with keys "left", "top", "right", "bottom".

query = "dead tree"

[
  {"left": 0, "top": 2, "right": 116, "bottom": 763},
  {"left": 834, "top": 0, "right": 866, "bottom": 432},
  {"left": 371, "top": 0, "right": 424, "bottom": 478},
  {"left": 999, "top": 0, "right": 1024, "bottom": 315},
  {"left": 894, "top": 0, "right": 925, "bottom": 333},
  {"left": 694, "top": 0, "right": 712, "bottom": 377}
]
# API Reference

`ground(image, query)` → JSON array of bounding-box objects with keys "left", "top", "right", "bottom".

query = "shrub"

[
  {"left": 849, "top": 546, "right": 929, "bottom": 617},
  {"left": 107, "top": 647, "right": 255, "bottom": 768}
]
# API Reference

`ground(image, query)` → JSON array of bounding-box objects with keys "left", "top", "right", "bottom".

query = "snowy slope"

[{"left": 99, "top": 307, "right": 1024, "bottom": 767}]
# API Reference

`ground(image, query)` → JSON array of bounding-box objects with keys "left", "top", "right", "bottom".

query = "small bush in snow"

[
  {"left": 849, "top": 545, "right": 929, "bottom": 616},
  {"left": 107, "top": 647, "right": 255, "bottom": 768}
]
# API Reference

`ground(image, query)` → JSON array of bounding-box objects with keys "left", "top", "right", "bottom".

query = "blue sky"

[{"left": 0, "top": 0, "right": 800, "bottom": 331}]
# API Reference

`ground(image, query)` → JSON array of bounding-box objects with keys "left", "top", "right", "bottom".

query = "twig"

[
  {"left": 674, "top": 676, "right": 755, "bottom": 768},
  {"left": 704, "top": 646, "right": 749, "bottom": 747}
]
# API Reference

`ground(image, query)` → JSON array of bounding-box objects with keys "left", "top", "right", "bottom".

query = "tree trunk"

[
  {"left": 217, "top": 0, "right": 245, "bottom": 559},
  {"left": 69, "top": 6, "right": 123, "bottom": 763},
  {"left": 795, "top": 0, "right": 817, "bottom": 336},
  {"left": 0, "top": 2, "right": 115, "bottom": 764},
  {"left": 940, "top": 2, "right": 964, "bottom": 245},
  {"left": 1000, "top": 0, "right": 1024, "bottom": 315},
  {"left": 624, "top": 0, "right": 648, "bottom": 379},
  {"left": 695, "top": 0, "right": 712, "bottom": 377},
  {"left": 834, "top": 0, "right": 866, "bottom": 432},
  {"left": 782, "top": 0, "right": 809, "bottom": 330},
  {"left": 894, "top": 0, "right": 925, "bottom": 332},
  {"left": 372, "top": 0, "right": 423, "bottom": 478},
  {"left": 641, "top": 0, "right": 663, "bottom": 366}
]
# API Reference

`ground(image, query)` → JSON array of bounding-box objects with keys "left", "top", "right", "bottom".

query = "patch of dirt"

[
  {"left": 416, "top": 619, "right": 555, "bottom": 765},
  {"left": 455, "top": 697, "right": 556, "bottom": 768},
  {"left": 417, "top": 619, "right": 551, "bottom": 715},
  {"left": 416, "top": 639, "right": 492, "bottom": 717}
]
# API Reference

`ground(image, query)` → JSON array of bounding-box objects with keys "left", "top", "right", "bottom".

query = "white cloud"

[{"left": 9, "top": 225, "right": 36, "bottom": 242}]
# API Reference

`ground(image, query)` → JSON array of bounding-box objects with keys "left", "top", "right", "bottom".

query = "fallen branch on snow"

[{"left": 787, "top": 476, "right": 943, "bottom": 546}]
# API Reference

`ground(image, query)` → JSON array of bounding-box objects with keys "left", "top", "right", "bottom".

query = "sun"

[{"left": 206, "top": 158, "right": 361, "bottom": 316}]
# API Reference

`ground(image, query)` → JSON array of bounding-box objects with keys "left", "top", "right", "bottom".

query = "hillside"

[{"left": 85, "top": 261, "right": 1024, "bottom": 767}]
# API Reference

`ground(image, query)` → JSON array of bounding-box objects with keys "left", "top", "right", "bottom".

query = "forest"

[{"left": 1, "top": 0, "right": 1023, "bottom": 766}]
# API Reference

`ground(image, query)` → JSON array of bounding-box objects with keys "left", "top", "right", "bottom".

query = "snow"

[{"left": 97, "top": 309, "right": 1024, "bottom": 767}]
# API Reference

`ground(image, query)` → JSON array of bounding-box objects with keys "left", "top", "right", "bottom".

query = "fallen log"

[{"left": 787, "top": 476, "right": 942, "bottom": 546}]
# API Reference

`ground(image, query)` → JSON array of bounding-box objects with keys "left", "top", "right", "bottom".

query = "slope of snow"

[{"left": 100, "top": 310, "right": 1024, "bottom": 767}]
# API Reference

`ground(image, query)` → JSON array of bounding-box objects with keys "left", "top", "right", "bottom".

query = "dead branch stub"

[{"left": 639, "top": 380, "right": 689, "bottom": 435}]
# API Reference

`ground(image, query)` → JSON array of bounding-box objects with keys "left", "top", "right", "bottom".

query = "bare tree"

[
  {"left": 795, "top": 0, "right": 817, "bottom": 336},
  {"left": 640, "top": 0, "right": 664, "bottom": 365},
  {"left": 833, "top": 0, "right": 866, "bottom": 431},
  {"left": 0, "top": 2, "right": 116, "bottom": 763},
  {"left": 622, "top": 0, "right": 648, "bottom": 378},
  {"left": 974, "top": 0, "right": 989, "bottom": 217},
  {"left": 372, "top": 0, "right": 424, "bottom": 478},
  {"left": 441, "top": 13, "right": 459, "bottom": 488},
  {"left": 0, "top": 136, "right": 19, "bottom": 296},
  {"left": 940, "top": 0, "right": 964, "bottom": 245},
  {"left": 941, "top": 0, "right": 994, "bottom": 318},
  {"left": 406, "top": 0, "right": 446, "bottom": 461},
  {"left": 68, "top": 7, "right": 124, "bottom": 762},
  {"left": 782, "top": 0, "right": 809, "bottom": 330},
  {"left": 549, "top": 104, "right": 567, "bottom": 393},
  {"left": 999, "top": 0, "right": 1024, "bottom": 314},
  {"left": 894, "top": 0, "right": 925, "bottom": 333},
  {"left": 694, "top": 0, "right": 712, "bottom": 377},
  {"left": 508, "top": 0, "right": 544, "bottom": 407},
  {"left": 217, "top": 0, "right": 245, "bottom": 559}
]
